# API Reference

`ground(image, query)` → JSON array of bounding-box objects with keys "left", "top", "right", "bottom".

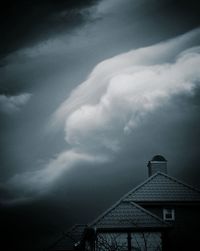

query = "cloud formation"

[
  {"left": 4, "top": 149, "right": 107, "bottom": 204},
  {"left": 4, "top": 29, "right": 200, "bottom": 202},
  {"left": 52, "top": 28, "right": 200, "bottom": 127},
  {"left": 0, "top": 93, "right": 31, "bottom": 114}
]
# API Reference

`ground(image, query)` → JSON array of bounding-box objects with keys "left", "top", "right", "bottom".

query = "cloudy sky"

[{"left": 1, "top": 0, "right": 200, "bottom": 250}]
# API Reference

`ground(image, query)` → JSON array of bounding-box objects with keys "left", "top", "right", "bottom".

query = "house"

[{"left": 48, "top": 155, "right": 200, "bottom": 251}]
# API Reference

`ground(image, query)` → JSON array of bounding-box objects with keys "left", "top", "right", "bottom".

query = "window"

[{"left": 163, "top": 208, "right": 175, "bottom": 221}]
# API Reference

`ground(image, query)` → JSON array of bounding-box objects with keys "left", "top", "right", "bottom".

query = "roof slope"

[
  {"left": 124, "top": 172, "right": 200, "bottom": 202},
  {"left": 90, "top": 201, "right": 168, "bottom": 229},
  {"left": 48, "top": 224, "right": 86, "bottom": 251}
]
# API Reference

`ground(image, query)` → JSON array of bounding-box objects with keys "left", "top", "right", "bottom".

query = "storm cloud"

[
  {"left": 3, "top": 29, "right": 200, "bottom": 202},
  {"left": 0, "top": 0, "right": 100, "bottom": 59}
]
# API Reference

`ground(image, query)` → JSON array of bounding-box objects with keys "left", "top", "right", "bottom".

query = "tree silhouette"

[{"left": 95, "top": 232, "right": 162, "bottom": 251}]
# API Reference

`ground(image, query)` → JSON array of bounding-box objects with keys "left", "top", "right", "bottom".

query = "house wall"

[{"left": 142, "top": 204, "right": 200, "bottom": 250}]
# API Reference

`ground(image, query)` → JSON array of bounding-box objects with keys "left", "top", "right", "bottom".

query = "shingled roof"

[
  {"left": 48, "top": 224, "right": 86, "bottom": 251},
  {"left": 90, "top": 201, "right": 168, "bottom": 230},
  {"left": 123, "top": 172, "right": 200, "bottom": 202}
]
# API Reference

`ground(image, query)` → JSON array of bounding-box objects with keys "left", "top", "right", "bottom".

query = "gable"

[
  {"left": 90, "top": 201, "right": 168, "bottom": 229},
  {"left": 124, "top": 172, "right": 200, "bottom": 202}
]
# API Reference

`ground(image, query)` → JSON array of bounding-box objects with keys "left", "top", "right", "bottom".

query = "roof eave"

[
  {"left": 128, "top": 201, "right": 200, "bottom": 206},
  {"left": 94, "top": 226, "right": 172, "bottom": 233}
]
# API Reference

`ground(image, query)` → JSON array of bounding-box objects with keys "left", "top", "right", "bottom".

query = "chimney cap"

[{"left": 151, "top": 155, "right": 167, "bottom": 162}]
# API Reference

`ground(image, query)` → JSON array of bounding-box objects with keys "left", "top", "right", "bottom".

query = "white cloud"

[
  {"left": 64, "top": 46, "right": 200, "bottom": 148},
  {"left": 4, "top": 29, "right": 200, "bottom": 200},
  {"left": 0, "top": 93, "right": 32, "bottom": 114},
  {"left": 49, "top": 29, "right": 200, "bottom": 155},
  {"left": 51, "top": 28, "right": 200, "bottom": 129},
  {"left": 5, "top": 149, "right": 108, "bottom": 199}
]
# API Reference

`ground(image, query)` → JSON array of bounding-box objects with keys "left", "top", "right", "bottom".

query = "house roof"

[
  {"left": 88, "top": 171, "right": 200, "bottom": 231},
  {"left": 90, "top": 201, "right": 168, "bottom": 230},
  {"left": 123, "top": 172, "right": 200, "bottom": 202},
  {"left": 47, "top": 224, "right": 86, "bottom": 251}
]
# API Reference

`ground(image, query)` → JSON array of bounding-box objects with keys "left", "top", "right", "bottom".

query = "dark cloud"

[
  {"left": 0, "top": 0, "right": 99, "bottom": 58},
  {"left": 0, "top": 0, "right": 199, "bottom": 60}
]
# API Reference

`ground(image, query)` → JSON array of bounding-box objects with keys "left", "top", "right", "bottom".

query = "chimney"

[{"left": 147, "top": 155, "right": 167, "bottom": 177}]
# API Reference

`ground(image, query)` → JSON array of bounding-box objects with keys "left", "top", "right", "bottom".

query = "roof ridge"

[
  {"left": 157, "top": 172, "right": 200, "bottom": 194},
  {"left": 129, "top": 201, "right": 169, "bottom": 226}
]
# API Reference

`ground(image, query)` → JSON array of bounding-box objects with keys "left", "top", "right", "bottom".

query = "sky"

[{"left": 0, "top": 0, "right": 200, "bottom": 250}]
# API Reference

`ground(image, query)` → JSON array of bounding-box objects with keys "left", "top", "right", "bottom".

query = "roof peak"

[{"left": 124, "top": 171, "right": 200, "bottom": 202}]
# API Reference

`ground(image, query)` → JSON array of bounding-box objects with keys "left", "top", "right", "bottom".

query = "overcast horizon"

[{"left": 0, "top": 1, "right": 200, "bottom": 250}]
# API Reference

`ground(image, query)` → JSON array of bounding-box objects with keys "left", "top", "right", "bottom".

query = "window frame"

[{"left": 163, "top": 208, "right": 175, "bottom": 221}]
